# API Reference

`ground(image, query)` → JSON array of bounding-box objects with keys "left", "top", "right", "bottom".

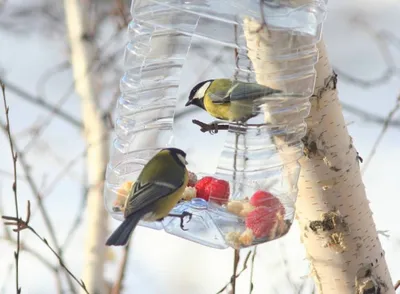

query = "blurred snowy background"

[{"left": 1, "top": 0, "right": 400, "bottom": 293}]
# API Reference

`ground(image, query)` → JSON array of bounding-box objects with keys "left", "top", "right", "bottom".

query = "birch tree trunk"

[
  {"left": 243, "top": 13, "right": 394, "bottom": 294},
  {"left": 295, "top": 40, "right": 394, "bottom": 294},
  {"left": 64, "top": 1, "right": 109, "bottom": 293}
]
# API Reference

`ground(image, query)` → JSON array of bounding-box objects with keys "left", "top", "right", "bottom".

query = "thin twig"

[
  {"left": 22, "top": 28, "right": 122, "bottom": 154},
  {"left": 334, "top": 67, "right": 395, "bottom": 88},
  {"left": 36, "top": 61, "right": 71, "bottom": 99},
  {"left": 394, "top": 280, "right": 400, "bottom": 290},
  {"left": 216, "top": 251, "right": 252, "bottom": 294},
  {"left": 192, "top": 119, "right": 230, "bottom": 133},
  {"left": 231, "top": 249, "right": 240, "bottom": 294},
  {"left": 2, "top": 201, "right": 89, "bottom": 294},
  {"left": 249, "top": 246, "right": 257, "bottom": 293},
  {"left": 362, "top": 94, "right": 400, "bottom": 174},
  {"left": 111, "top": 240, "right": 131, "bottom": 294},
  {"left": 0, "top": 110, "right": 77, "bottom": 293},
  {"left": 192, "top": 119, "right": 270, "bottom": 134},
  {"left": 0, "top": 83, "right": 66, "bottom": 292},
  {"left": 2, "top": 238, "right": 57, "bottom": 271},
  {"left": 42, "top": 148, "right": 88, "bottom": 197},
  {"left": 1, "top": 80, "right": 21, "bottom": 294},
  {"left": 27, "top": 130, "right": 108, "bottom": 225},
  {"left": 114, "top": 0, "right": 129, "bottom": 29},
  {"left": 60, "top": 185, "right": 88, "bottom": 252},
  {"left": 1, "top": 79, "right": 83, "bottom": 129},
  {"left": 334, "top": 17, "right": 398, "bottom": 88},
  {"left": 341, "top": 101, "right": 400, "bottom": 128},
  {"left": 0, "top": 170, "right": 27, "bottom": 182}
]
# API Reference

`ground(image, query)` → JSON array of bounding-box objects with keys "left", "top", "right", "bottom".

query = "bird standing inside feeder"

[
  {"left": 185, "top": 79, "right": 282, "bottom": 132},
  {"left": 106, "top": 147, "right": 192, "bottom": 246}
]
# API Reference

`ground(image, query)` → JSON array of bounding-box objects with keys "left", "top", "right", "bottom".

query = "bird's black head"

[
  {"left": 164, "top": 147, "right": 187, "bottom": 167},
  {"left": 185, "top": 79, "right": 213, "bottom": 110}
]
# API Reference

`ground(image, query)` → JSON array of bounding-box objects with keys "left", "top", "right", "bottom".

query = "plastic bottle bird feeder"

[{"left": 104, "top": 0, "right": 328, "bottom": 249}]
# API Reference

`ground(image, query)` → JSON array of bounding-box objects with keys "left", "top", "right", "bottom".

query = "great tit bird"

[
  {"left": 106, "top": 147, "right": 189, "bottom": 246},
  {"left": 185, "top": 79, "right": 282, "bottom": 123}
]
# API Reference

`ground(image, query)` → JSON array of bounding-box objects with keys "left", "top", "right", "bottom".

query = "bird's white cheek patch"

[
  {"left": 194, "top": 81, "right": 211, "bottom": 99},
  {"left": 177, "top": 154, "right": 187, "bottom": 165}
]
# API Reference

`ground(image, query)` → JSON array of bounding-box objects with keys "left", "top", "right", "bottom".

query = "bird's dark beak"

[{"left": 185, "top": 100, "right": 192, "bottom": 107}]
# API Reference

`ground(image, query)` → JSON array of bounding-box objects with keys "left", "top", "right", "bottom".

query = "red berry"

[
  {"left": 194, "top": 176, "right": 214, "bottom": 201},
  {"left": 207, "top": 179, "right": 230, "bottom": 204},
  {"left": 250, "top": 190, "right": 285, "bottom": 215},
  {"left": 245, "top": 206, "right": 277, "bottom": 239},
  {"left": 187, "top": 171, "right": 198, "bottom": 187},
  {"left": 194, "top": 177, "right": 230, "bottom": 204}
]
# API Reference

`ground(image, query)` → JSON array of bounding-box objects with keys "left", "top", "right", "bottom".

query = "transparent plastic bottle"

[{"left": 104, "top": 0, "right": 328, "bottom": 249}]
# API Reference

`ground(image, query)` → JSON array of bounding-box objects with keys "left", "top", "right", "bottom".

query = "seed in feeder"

[
  {"left": 226, "top": 200, "right": 244, "bottom": 215},
  {"left": 239, "top": 202, "right": 256, "bottom": 217},
  {"left": 239, "top": 228, "right": 254, "bottom": 246},
  {"left": 187, "top": 171, "right": 198, "bottom": 187},
  {"left": 269, "top": 211, "right": 289, "bottom": 239},
  {"left": 225, "top": 231, "right": 242, "bottom": 249},
  {"left": 113, "top": 181, "right": 134, "bottom": 212},
  {"left": 182, "top": 186, "right": 197, "bottom": 201}
]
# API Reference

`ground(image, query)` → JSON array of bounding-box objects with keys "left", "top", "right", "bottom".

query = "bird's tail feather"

[{"left": 106, "top": 213, "right": 142, "bottom": 246}]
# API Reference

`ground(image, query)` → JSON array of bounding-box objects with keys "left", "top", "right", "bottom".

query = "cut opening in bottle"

[{"left": 104, "top": 0, "right": 328, "bottom": 249}]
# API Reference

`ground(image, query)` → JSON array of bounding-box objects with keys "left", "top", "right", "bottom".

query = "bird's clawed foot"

[
  {"left": 168, "top": 211, "right": 193, "bottom": 231},
  {"left": 208, "top": 121, "right": 222, "bottom": 134}
]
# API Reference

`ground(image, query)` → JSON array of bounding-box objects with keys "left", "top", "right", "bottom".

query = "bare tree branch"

[
  {"left": 362, "top": 93, "right": 400, "bottom": 174},
  {"left": 2, "top": 201, "right": 89, "bottom": 294},
  {"left": 42, "top": 148, "right": 88, "bottom": 197},
  {"left": 0, "top": 79, "right": 21, "bottom": 294},
  {"left": 249, "top": 246, "right": 257, "bottom": 293},
  {"left": 341, "top": 101, "right": 400, "bottom": 128},
  {"left": 2, "top": 237, "right": 57, "bottom": 271},
  {"left": 36, "top": 61, "right": 71, "bottom": 99},
  {"left": 60, "top": 185, "right": 88, "bottom": 252},
  {"left": 21, "top": 28, "right": 122, "bottom": 155},
  {"left": 1, "top": 79, "right": 83, "bottom": 129},
  {"left": 0, "top": 105, "right": 78, "bottom": 293},
  {"left": 216, "top": 250, "right": 252, "bottom": 294},
  {"left": 111, "top": 241, "right": 131, "bottom": 294},
  {"left": 334, "top": 17, "right": 398, "bottom": 88}
]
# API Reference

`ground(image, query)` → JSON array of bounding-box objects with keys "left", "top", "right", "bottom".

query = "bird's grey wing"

[
  {"left": 220, "top": 83, "right": 282, "bottom": 103},
  {"left": 208, "top": 88, "right": 233, "bottom": 104},
  {"left": 124, "top": 180, "right": 180, "bottom": 217}
]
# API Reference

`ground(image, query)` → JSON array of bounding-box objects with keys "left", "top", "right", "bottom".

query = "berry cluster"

[{"left": 246, "top": 190, "right": 285, "bottom": 238}]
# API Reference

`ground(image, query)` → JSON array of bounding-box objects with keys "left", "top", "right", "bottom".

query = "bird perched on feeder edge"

[
  {"left": 185, "top": 79, "right": 282, "bottom": 124},
  {"left": 106, "top": 147, "right": 191, "bottom": 246}
]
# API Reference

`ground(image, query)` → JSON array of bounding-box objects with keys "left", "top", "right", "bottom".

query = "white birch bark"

[
  {"left": 63, "top": 1, "right": 108, "bottom": 293},
  {"left": 295, "top": 40, "right": 394, "bottom": 294},
  {"left": 243, "top": 12, "right": 394, "bottom": 293}
]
